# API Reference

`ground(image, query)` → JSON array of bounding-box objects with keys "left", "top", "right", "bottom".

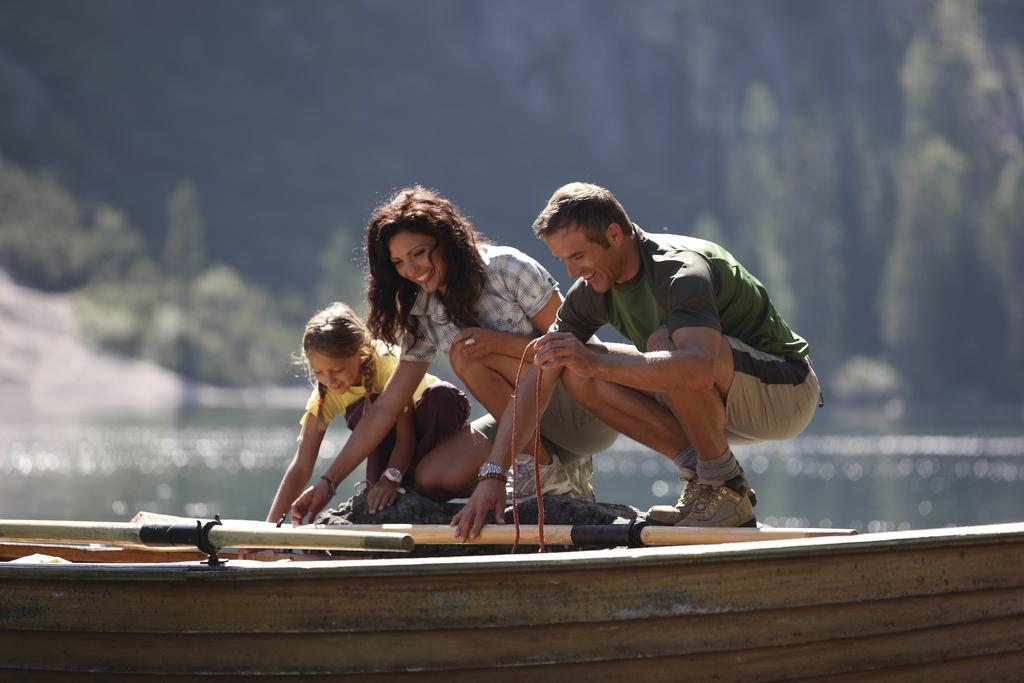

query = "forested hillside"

[{"left": 1, "top": 0, "right": 1022, "bottom": 398}]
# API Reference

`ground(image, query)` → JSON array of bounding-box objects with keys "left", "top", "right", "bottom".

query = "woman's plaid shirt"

[{"left": 400, "top": 244, "right": 559, "bottom": 363}]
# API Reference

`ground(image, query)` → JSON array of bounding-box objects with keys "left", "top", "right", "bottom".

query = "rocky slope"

[{"left": 0, "top": 272, "right": 303, "bottom": 415}]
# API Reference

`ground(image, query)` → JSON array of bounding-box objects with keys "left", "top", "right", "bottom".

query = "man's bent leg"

[
  {"left": 653, "top": 336, "right": 755, "bottom": 527},
  {"left": 560, "top": 369, "right": 690, "bottom": 458}
]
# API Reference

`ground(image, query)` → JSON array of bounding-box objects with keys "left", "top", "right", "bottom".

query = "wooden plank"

[
  {"left": 1, "top": 587, "right": 1022, "bottom": 674},
  {"left": 8, "top": 649, "right": 1024, "bottom": 682},
  {"left": 2, "top": 541, "right": 1021, "bottom": 633},
  {"left": 810, "top": 649, "right": 1024, "bottom": 682}
]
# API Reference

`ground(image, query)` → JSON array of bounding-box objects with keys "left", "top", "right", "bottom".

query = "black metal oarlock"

[{"left": 138, "top": 514, "right": 227, "bottom": 566}]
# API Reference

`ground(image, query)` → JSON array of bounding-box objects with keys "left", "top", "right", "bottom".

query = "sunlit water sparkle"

[{"left": 1, "top": 411, "right": 1021, "bottom": 532}]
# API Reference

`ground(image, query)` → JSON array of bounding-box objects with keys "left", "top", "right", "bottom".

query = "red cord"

[
  {"left": 509, "top": 341, "right": 545, "bottom": 554},
  {"left": 534, "top": 364, "right": 545, "bottom": 552}
]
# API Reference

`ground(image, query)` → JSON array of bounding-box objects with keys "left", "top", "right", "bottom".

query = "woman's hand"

[
  {"left": 366, "top": 478, "right": 401, "bottom": 514},
  {"left": 451, "top": 478, "right": 506, "bottom": 541},
  {"left": 453, "top": 327, "right": 499, "bottom": 358},
  {"left": 290, "top": 478, "right": 334, "bottom": 525}
]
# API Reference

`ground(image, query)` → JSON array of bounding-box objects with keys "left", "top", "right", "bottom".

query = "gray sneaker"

[
  {"left": 675, "top": 480, "right": 756, "bottom": 527},
  {"left": 506, "top": 452, "right": 595, "bottom": 503}
]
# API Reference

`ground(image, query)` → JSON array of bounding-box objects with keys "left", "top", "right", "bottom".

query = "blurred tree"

[
  {"left": 161, "top": 180, "right": 207, "bottom": 378},
  {"left": 724, "top": 82, "right": 795, "bottom": 317},
  {"left": 978, "top": 157, "right": 1024, "bottom": 391},
  {"left": 689, "top": 212, "right": 724, "bottom": 245},
  {"left": 188, "top": 266, "right": 295, "bottom": 385},
  {"left": 2, "top": 1, "right": 1023, "bottom": 400},
  {"left": 164, "top": 180, "right": 206, "bottom": 280},
  {"left": 776, "top": 105, "right": 846, "bottom": 369},
  {"left": 0, "top": 160, "right": 81, "bottom": 289},
  {"left": 881, "top": 136, "right": 967, "bottom": 393},
  {"left": 0, "top": 158, "right": 143, "bottom": 289},
  {"left": 722, "top": 83, "right": 847, "bottom": 365},
  {"left": 888, "top": 0, "right": 1020, "bottom": 397}
]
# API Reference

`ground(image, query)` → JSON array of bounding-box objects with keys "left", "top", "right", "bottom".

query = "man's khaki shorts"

[
  {"left": 470, "top": 378, "right": 619, "bottom": 464},
  {"left": 723, "top": 336, "right": 821, "bottom": 445}
]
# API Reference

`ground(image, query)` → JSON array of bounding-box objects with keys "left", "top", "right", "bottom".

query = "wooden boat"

[{"left": 1, "top": 520, "right": 1023, "bottom": 680}]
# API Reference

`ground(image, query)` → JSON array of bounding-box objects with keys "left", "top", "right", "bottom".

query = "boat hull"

[{"left": 2, "top": 523, "right": 1023, "bottom": 680}]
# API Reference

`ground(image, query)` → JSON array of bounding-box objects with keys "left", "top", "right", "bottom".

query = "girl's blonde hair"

[{"left": 298, "top": 302, "right": 377, "bottom": 423}]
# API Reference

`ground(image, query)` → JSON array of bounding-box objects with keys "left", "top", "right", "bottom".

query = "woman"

[{"left": 290, "top": 186, "right": 616, "bottom": 524}]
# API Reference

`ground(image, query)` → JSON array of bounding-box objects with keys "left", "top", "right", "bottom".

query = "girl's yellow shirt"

[{"left": 300, "top": 340, "right": 438, "bottom": 428}]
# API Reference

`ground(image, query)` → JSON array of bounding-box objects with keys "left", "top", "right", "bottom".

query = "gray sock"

[
  {"left": 696, "top": 448, "right": 741, "bottom": 487},
  {"left": 673, "top": 446, "right": 697, "bottom": 476}
]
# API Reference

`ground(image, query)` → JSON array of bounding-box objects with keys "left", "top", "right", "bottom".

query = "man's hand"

[
  {"left": 452, "top": 327, "right": 497, "bottom": 359},
  {"left": 533, "top": 332, "right": 599, "bottom": 376},
  {"left": 366, "top": 479, "right": 400, "bottom": 514},
  {"left": 451, "top": 478, "right": 506, "bottom": 541},
  {"left": 290, "top": 478, "right": 333, "bottom": 525}
]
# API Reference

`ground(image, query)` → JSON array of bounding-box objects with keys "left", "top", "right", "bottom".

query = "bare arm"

[
  {"left": 452, "top": 291, "right": 562, "bottom": 362},
  {"left": 533, "top": 326, "right": 723, "bottom": 393},
  {"left": 320, "top": 360, "right": 429, "bottom": 485},
  {"left": 366, "top": 399, "right": 416, "bottom": 513},
  {"left": 290, "top": 359, "right": 430, "bottom": 524},
  {"left": 451, "top": 360, "right": 563, "bottom": 540},
  {"left": 265, "top": 418, "right": 326, "bottom": 523}
]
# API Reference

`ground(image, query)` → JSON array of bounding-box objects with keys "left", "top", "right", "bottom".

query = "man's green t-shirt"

[{"left": 555, "top": 226, "right": 808, "bottom": 359}]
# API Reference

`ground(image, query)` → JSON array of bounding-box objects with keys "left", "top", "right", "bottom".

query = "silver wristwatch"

[
  {"left": 382, "top": 467, "right": 403, "bottom": 484},
  {"left": 477, "top": 462, "right": 508, "bottom": 482}
]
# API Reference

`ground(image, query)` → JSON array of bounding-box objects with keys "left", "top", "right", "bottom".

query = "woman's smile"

[{"left": 388, "top": 230, "right": 447, "bottom": 294}]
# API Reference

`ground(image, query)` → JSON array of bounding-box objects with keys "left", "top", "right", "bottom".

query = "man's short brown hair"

[{"left": 532, "top": 182, "right": 634, "bottom": 247}]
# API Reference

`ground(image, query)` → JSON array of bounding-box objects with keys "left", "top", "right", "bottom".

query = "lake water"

[{"left": 1, "top": 404, "right": 1022, "bottom": 532}]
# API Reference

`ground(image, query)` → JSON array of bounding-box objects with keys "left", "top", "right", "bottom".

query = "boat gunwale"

[{"left": 1, "top": 522, "right": 1022, "bottom": 581}]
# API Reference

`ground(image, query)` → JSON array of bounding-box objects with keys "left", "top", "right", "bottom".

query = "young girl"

[{"left": 265, "top": 302, "right": 470, "bottom": 523}]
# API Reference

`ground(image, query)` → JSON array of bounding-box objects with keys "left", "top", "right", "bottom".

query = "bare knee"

[
  {"left": 448, "top": 342, "right": 472, "bottom": 382},
  {"left": 560, "top": 368, "right": 596, "bottom": 402},
  {"left": 448, "top": 343, "right": 494, "bottom": 385},
  {"left": 413, "top": 459, "right": 453, "bottom": 501}
]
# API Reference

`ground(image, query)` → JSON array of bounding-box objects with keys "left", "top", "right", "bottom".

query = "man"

[{"left": 453, "top": 182, "right": 820, "bottom": 540}]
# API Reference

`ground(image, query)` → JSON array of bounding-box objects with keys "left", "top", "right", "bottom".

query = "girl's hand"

[
  {"left": 290, "top": 478, "right": 334, "bottom": 525},
  {"left": 366, "top": 479, "right": 400, "bottom": 514},
  {"left": 453, "top": 327, "right": 496, "bottom": 358}
]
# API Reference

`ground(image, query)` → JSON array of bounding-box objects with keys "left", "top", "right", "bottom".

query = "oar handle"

[
  {"left": 0, "top": 520, "right": 414, "bottom": 553},
  {"left": 206, "top": 525, "right": 414, "bottom": 552},
  {"left": 333, "top": 523, "right": 858, "bottom": 546}
]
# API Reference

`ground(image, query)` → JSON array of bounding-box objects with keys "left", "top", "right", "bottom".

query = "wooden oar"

[
  {"left": 334, "top": 523, "right": 858, "bottom": 547},
  {"left": 127, "top": 512, "right": 857, "bottom": 548},
  {"left": 0, "top": 519, "right": 414, "bottom": 555}
]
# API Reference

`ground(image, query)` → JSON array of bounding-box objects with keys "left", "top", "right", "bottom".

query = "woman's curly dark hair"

[{"left": 365, "top": 186, "right": 487, "bottom": 346}]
